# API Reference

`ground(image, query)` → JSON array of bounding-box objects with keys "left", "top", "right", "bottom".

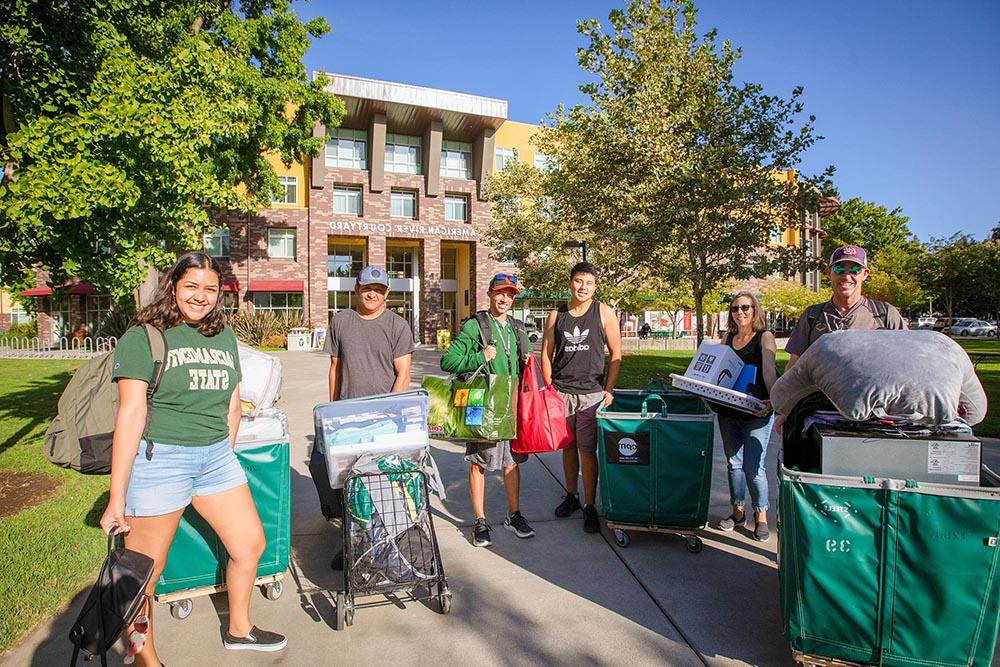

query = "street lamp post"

[
  {"left": 926, "top": 296, "right": 933, "bottom": 317},
  {"left": 563, "top": 239, "right": 587, "bottom": 263}
]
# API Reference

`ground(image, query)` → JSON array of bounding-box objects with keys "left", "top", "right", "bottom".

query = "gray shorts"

[
  {"left": 557, "top": 390, "right": 605, "bottom": 452},
  {"left": 465, "top": 441, "right": 528, "bottom": 471}
]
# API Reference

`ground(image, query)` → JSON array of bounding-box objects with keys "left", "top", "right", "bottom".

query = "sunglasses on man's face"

[
  {"left": 730, "top": 304, "right": 753, "bottom": 313},
  {"left": 831, "top": 264, "right": 864, "bottom": 276}
]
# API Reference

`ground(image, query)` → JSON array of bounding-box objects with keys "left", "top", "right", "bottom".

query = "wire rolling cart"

[{"left": 335, "top": 466, "right": 451, "bottom": 630}]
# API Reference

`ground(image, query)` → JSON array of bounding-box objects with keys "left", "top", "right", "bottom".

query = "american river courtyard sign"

[{"left": 329, "top": 221, "right": 478, "bottom": 238}]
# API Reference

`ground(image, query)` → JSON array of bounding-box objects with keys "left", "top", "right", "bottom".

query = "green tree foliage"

[
  {"left": 822, "top": 198, "right": 913, "bottom": 263},
  {"left": 758, "top": 279, "right": 831, "bottom": 320},
  {"left": 483, "top": 158, "right": 673, "bottom": 307},
  {"left": 0, "top": 0, "right": 344, "bottom": 298},
  {"left": 863, "top": 244, "right": 926, "bottom": 310},
  {"left": 529, "top": 0, "right": 830, "bottom": 344},
  {"left": 923, "top": 233, "right": 979, "bottom": 318}
]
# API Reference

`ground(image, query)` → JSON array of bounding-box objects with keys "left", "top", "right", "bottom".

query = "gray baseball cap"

[{"left": 356, "top": 265, "right": 389, "bottom": 287}]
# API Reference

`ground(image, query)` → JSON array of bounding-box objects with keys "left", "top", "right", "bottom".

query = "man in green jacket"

[{"left": 441, "top": 273, "right": 534, "bottom": 547}]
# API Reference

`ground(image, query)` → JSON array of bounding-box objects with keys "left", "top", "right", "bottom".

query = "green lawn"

[
  {"left": 0, "top": 359, "right": 110, "bottom": 654},
  {"left": 617, "top": 343, "right": 999, "bottom": 437}
]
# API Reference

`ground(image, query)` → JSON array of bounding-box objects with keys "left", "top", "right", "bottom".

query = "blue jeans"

[{"left": 717, "top": 413, "right": 774, "bottom": 513}]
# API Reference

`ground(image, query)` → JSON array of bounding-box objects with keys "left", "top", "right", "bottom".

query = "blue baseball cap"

[{"left": 356, "top": 265, "right": 389, "bottom": 287}]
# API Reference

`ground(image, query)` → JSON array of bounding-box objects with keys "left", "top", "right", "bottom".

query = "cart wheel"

[
  {"left": 170, "top": 599, "right": 193, "bottom": 620},
  {"left": 613, "top": 529, "right": 630, "bottom": 548},
  {"left": 438, "top": 587, "right": 453, "bottom": 615},
  {"left": 263, "top": 580, "right": 283, "bottom": 600},
  {"left": 686, "top": 536, "right": 704, "bottom": 554},
  {"left": 334, "top": 591, "right": 346, "bottom": 631}
]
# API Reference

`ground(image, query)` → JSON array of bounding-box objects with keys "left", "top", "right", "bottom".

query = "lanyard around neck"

[{"left": 488, "top": 313, "right": 513, "bottom": 374}]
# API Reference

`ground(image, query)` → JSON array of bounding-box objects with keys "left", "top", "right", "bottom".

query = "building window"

[
  {"left": 252, "top": 292, "right": 303, "bottom": 318},
  {"left": 384, "top": 133, "right": 422, "bottom": 174},
  {"left": 328, "top": 244, "right": 364, "bottom": 277},
  {"left": 9, "top": 305, "right": 32, "bottom": 326},
  {"left": 495, "top": 147, "right": 516, "bottom": 171},
  {"left": 85, "top": 295, "right": 113, "bottom": 337},
  {"left": 326, "top": 128, "right": 367, "bottom": 169},
  {"left": 267, "top": 228, "right": 296, "bottom": 259},
  {"left": 328, "top": 290, "right": 357, "bottom": 318},
  {"left": 441, "top": 247, "right": 457, "bottom": 280},
  {"left": 769, "top": 226, "right": 786, "bottom": 244},
  {"left": 222, "top": 292, "right": 240, "bottom": 316},
  {"left": 534, "top": 152, "right": 557, "bottom": 172},
  {"left": 333, "top": 186, "right": 363, "bottom": 216},
  {"left": 444, "top": 195, "right": 468, "bottom": 223},
  {"left": 203, "top": 228, "right": 230, "bottom": 258},
  {"left": 390, "top": 190, "right": 417, "bottom": 219},
  {"left": 441, "top": 140, "right": 472, "bottom": 179},
  {"left": 273, "top": 176, "right": 297, "bottom": 205},
  {"left": 386, "top": 247, "right": 414, "bottom": 279}
]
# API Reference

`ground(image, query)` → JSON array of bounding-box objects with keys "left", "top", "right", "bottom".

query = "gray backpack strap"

[
  {"left": 804, "top": 303, "right": 824, "bottom": 341},
  {"left": 140, "top": 325, "right": 168, "bottom": 460},
  {"left": 509, "top": 316, "right": 530, "bottom": 359},
  {"left": 870, "top": 299, "right": 889, "bottom": 328}
]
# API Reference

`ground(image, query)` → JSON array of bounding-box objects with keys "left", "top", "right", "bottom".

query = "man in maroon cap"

[{"left": 784, "top": 244, "right": 906, "bottom": 372}]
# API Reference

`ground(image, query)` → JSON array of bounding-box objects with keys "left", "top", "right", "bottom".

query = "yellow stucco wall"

[
  {"left": 265, "top": 152, "right": 309, "bottom": 209},
  {"left": 494, "top": 120, "right": 543, "bottom": 167}
]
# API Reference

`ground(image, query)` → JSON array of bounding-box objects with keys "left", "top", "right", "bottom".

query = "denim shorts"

[{"left": 124, "top": 438, "right": 247, "bottom": 517}]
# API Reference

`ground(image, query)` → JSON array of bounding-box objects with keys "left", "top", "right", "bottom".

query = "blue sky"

[{"left": 296, "top": 0, "right": 999, "bottom": 242}]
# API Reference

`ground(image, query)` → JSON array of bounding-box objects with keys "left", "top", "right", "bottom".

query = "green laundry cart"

[
  {"left": 153, "top": 415, "right": 291, "bottom": 620},
  {"left": 779, "top": 464, "right": 1000, "bottom": 667},
  {"left": 597, "top": 386, "right": 716, "bottom": 552}
]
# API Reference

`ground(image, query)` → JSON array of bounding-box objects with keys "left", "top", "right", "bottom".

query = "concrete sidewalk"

[{"left": 4, "top": 347, "right": 997, "bottom": 666}]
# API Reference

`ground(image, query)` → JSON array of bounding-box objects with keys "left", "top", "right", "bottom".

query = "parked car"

[
  {"left": 526, "top": 327, "right": 543, "bottom": 343},
  {"left": 933, "top": 317, "right": 955, "bottom": 332},
  {"left": 915, "top": 316, "right": 936, "bottom": 329},
  {"left": 946, "top": 318, "right": 996, "bottom": 337}
]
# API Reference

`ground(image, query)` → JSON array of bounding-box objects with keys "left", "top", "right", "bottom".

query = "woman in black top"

[{"left": 716, "top": 292, "right": 778, "bottom": 541}]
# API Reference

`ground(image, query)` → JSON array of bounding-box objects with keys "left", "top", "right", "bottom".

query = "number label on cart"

[{"left": 825, "top": 539, "right": 851, "bottom": 553}]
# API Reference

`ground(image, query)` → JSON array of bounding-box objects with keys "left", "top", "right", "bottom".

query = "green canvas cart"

[
  {"left": 779, "top": 464, "right": 1000, "bottom": 667},
  {"left": 596, "top": 386, "right": 716, "bottom": 552},
  {"left": 153, "top": 413, "right": 291, "bottom": 620}
]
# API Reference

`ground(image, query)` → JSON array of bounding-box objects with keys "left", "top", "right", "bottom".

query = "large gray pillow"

[{"left": 771, "top": 330, "right": 987, "bottom": 425}]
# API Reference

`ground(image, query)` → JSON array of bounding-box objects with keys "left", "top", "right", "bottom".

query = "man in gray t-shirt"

[
  {"left": 320, "top": 265, "right": 414, "bottom": 570},
  {"left": 323, "top": 265, "right": 414, "bottom": 400}
]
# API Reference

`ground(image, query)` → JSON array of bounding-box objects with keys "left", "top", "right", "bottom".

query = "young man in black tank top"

[{"left": 541, "top": 262, "right": 622, "bottom": 533}]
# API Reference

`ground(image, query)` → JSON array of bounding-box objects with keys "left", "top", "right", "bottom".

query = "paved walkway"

[{"left": 3, "top": 347, "right": 998, "bottom": 666}]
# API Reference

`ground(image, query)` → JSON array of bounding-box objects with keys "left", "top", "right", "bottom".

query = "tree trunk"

[
  {"left": 694, "top": 288, "right": 705, "bottom": 346},
  {"left": 133, "top": 263, "right": 161, "bottom": 311}
]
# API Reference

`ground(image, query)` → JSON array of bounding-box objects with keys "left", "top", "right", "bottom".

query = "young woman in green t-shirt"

[{"left": 99, "top": 252, "right": 285, "bottom": 663}]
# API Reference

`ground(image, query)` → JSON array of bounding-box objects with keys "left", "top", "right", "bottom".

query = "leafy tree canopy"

[
  {"left": 525, "top": 0, "right": 830, "bottom": 343},
  {"left": 821, "top": 197, "right": 914, "bottom": 263},
  {"left": 0, "top": 0, "right": 344, "bottom": 298},
  {"left": 758, "top": 279, "right": 831, "bottom": 321}
]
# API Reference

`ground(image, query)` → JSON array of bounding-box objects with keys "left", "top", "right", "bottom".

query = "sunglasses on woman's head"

[
  {"left": 831, "top": 264, "right": 864, "bottom": 276},
  {"left": 730, "top": 304, "right": 752, "bottom": 313}
]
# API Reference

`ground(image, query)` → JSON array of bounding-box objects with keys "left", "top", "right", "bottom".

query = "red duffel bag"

[{"left": 511, "top": 355, "right": 573, "bottom": 454}]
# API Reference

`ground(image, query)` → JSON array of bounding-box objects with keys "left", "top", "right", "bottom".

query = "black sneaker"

[
  {"left": 472, "top": 518, "right": 492, "bottom": 547},
  {"left": 754, "top": 521, "right": 770, "bottom": 542},
  {"left": 583, "top": 504, "right": 600, "bottom": 533},
  {"left": 223, "top": 626, "right": 287, "bottom": 652},
  {"left": 718, "top": 512, "right": 746, "bottom": 532},
  {"left": 504, "top": 511, "right": 536, "bottom": 538},
  {"left": 554, "top": 492, "right": 581, "bottom": 518}
]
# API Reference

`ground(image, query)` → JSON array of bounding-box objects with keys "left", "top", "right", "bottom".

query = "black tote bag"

[{"left": 68, "top": 531, "right": 154, "bottom": 666}]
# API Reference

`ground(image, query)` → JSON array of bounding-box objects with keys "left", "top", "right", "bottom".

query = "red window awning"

[
  {"left": 248, "top": 280, "right": 304, "bottom": 292},
  {"left": 222, "top": 276, "right": 240, "bottom": 292},
  {"left": 19, "top": 282, "right": 94, "bottom": 297}
]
